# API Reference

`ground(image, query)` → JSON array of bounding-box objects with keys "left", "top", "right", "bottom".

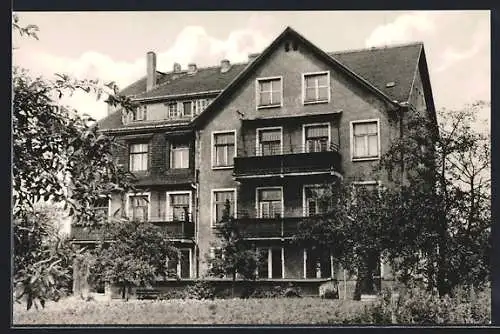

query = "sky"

[{"left": 12, "top": 11, "right": 490, "bottom": 132}]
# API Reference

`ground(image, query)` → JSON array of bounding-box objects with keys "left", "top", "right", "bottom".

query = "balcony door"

[
  {"left": 256, "top": 127, "right": 282, "bottom": 156},
  {"left": 166, "top": 191, "right": 192, "bottom": 222},
  {"left": 304, "top": 123, "right": 330, "bottom": 153},
  {"left": 128, "top": 193, "right": 149, "bottom": 222},
  {"left": 257, "top": 187, "right": 283, "bottom": 218}
]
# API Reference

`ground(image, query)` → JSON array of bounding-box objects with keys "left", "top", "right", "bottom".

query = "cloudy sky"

[{"left": 13, "top": 10, "right": 490, "bottom": 130}]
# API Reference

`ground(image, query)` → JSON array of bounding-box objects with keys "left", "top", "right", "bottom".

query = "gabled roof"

[
  {"left": 329, "top": 42, "right": 423, "bottom": 104},
  {"left": 99, "top": 26, "right": 424, "bottom": 132},
  {"left": 132, "top": 63, "right": 248, "bottom": 100}
]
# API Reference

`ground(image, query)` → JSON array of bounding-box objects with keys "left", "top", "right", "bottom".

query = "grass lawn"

[{"left": 13, "top": 297, "right": 370, "bottom": 325}]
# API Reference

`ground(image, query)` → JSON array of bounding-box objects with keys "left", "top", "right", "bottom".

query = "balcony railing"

[
  {"left": 70, "top": 215, "right": 195, "bottom": 242},
  {"left": 233, "top": 142, "right": 341, "bottom": 178},
  {"left": 217, "top": 210, "right": 307, "bottom": 239}
]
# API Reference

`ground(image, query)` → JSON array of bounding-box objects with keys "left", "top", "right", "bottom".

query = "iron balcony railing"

[
  {"left": 70, "top": 214, "right": 195, "bottom": 241},
  {"left": 214, "top": 210, "right": 326, "bottom": 239},
  {"left": 233, "top": 142, "right": 342, "bottom": 177}
]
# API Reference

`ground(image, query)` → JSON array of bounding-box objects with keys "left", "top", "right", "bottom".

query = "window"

[
  {"left": 305, "top": 248, "right": 332, "bottom": 279},
  {"left": 351, "top": 181, "right": 379, "bottom": 206},
  {"left": 352, "top": 120, "right": 379, "bottom": 160},
  {"left": 209, "top": 247, "right": 227, "bottom": 278},
  {"left": 257, "top": 128, "right": 282, "bottom": 156},
  {"left": 257, "top": 77, "right": 282, "bottom": 108},
  {"left": 182, "top": 101, "right": 193, "bottom": 117},
  {"left": 171, "top": 142, "right": 189, "bottom": 169},
  {"left": 212, "top": 131, "right": 236, "bottom": 168},
  {"left": 212, "top": 189, "right": 236, "bottom": 227},
  {"left": 303, "top": 72, "right": 330, "bottom": 103},
  {"left": 304, "top": 185, "right": 330, "bottom": 217},
  {"left": 304, "top": 124, "right": 330, "bottom": 152},
  {"left": 167, "top": 192, "right": 191, "bottom": 221},
  {"left": 257, "top": 188, "right": 283, "bottom": 218},
  {"left": 194, "top": 98, "right": 213, "bottom": 115},
  {"left": 167, "top": 102, "right": 179, "bottom": 118},
  {"left": 132, "top": 105, "right": 147, "bottom": 121},
  {"left": 128, "top": 194, "right": 149, "bottom": 222},
  {"left": 129, "top": 143, "right": 148, "bottom": 172},
  {"left": 257, "top": 247, "right": 283, "bottom": 279},
  {"left": 167, "top": 249, "right": 191, "bottom": 279}
]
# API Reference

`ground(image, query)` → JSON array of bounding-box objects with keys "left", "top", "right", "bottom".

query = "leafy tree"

[
  {"left": 13, "top": 16, "right": 139, "bottom": 309},
  {"left": 87, "top": 219, "right": 179, "bottom": 300},
  {"left": 293, "top": 180, "right": 391, "bottom": 298},
  {"left": 294, "top": 101, "right": 490, "bottom": 298},
  {"left": 207, "top": 200, "right": 259, "bottom": 297},
  {"left": 378, "top": 102, "right": 490, "bottom": 296}
]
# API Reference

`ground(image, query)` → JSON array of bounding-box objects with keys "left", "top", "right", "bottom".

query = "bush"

[
  {"left": 249, "top": 284, "right": 302, "bottom": 299},
  {"left": 158, "top": 290, "right": 187, "bottom": 300},
  {"left": 185, "top": 281, "right": 216, "bottom": 300},
  {"left": 349, "top": 284, "right": 491, "bottom": 324}
]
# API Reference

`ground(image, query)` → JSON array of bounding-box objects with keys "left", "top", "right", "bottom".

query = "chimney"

[
  {"left": 146, "top": 51, "right": 157, "bottom": 92},
  {"left": 248, "top": 53, "right": 260, "bottom": 62},
  {"left": 220, "top": 59, "right": 231, "bottom": 73},
  {"left": 173, "top": 62, "right": 182, "bottom": 73},
  {"left": 187, "top": 63, "right": 197, "bottom": 74}
]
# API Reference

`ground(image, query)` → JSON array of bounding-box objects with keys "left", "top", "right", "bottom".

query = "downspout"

[{"left": 194, "top": 129, "right": 201, "bottom": 278}]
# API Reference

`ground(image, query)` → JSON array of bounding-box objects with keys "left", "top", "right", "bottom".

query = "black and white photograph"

[{"left": 12, "top": 10, "right": 491, "bottom": 326}]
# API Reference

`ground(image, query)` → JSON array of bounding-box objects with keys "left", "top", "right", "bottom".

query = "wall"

[{"left": 196, "top": 37, "right": 397, "bottom": 276}]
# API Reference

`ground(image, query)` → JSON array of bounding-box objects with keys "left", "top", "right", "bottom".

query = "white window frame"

[
  {"left": 211, "top": 130, "right": 237, "bottom": 170},
  {"left": 302, "top": 184, "right": 330, "bottom": 217},
  {"left": 351, "top": 180, "right": 381, "bottom": 205},
  {"left": 302, "top": 122, "right": 331, "bottom": 153},
  {"left": 303, "top": 248, "right": 335, "bottom": 279},
  {"left": 255, "top": 186, "right": 284, "bottom": 219},
  {"left": 166, "top": 191, "right": 192, "bottom": 221},
  {"left": 129, "top": 142, "right": 149, "bottom": 172},
  {"left": 211, "top": 188, "right": 237, "bottom": 228},
  {"left": 350, "top": 118, "right": 381, "bottom": 161},
  {"left": 255, "top": 126, "right": 283, "bottom": 156},
  {"left": 302, "top": 71, "right": 331, "bottom": 105},
  {"left": 126, "top": 192, "right": 151, "bottom": 221},
  {"left": 180, "top": 100, "right": 194, "bottom": 118},
  {"left": 255, "top": 76, "right": 283, "bottom": 109},
  {"left": 177, "top": 248, "right": 193, "bottom": 279},
  {"left": 133, "top": 105, "right": 147, "bottom": 121},
  {"left": 256, "top": 247, "right": 285, "bottom": 279},
  {"left": 170, "top": 142, "right": 190, "bottom": 169}
]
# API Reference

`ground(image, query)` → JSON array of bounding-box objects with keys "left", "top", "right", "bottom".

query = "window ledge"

[
  {"left": 352, "top": 157, "right": 380, "bottom": 162},
  {"left": 257, "top": 104, "right": 282, "bottom": 110},
  {"left": 303, "top": 100, "right": 329, "bottom": 105},
  {"left": 212, "top": 166, "right": 234, "bottom": 170}
]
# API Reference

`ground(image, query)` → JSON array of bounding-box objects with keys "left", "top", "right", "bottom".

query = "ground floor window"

[
  {"left": 257, "top": 247, "right": 284, "bottom": 279},
  {"left": 304, "top": 248, "right": 333, "bottom": 279},
  {"left": 167, "top": 249, "right": 191, "bottom": 279}
]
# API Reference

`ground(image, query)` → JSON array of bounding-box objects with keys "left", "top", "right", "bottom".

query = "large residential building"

[{"left": 71, "top": 27, "right": 437, "bottom": 295}]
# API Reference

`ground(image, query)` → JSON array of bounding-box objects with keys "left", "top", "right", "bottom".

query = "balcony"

[
  {"left": 220, "top": 211, "right": 304, "bottom": 239},
  {"left": 70, "top": 215, "right": 195, "bottom": 242},
  {"left": 233, "top": 143, "right": 341, "bottom": 179}
]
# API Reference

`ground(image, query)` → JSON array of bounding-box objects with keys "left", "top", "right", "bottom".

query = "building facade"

[{"left": 71, "top": 27, "right": 437, "bottom": 292}]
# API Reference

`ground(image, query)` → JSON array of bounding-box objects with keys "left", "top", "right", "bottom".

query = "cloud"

[
  {"left": 435, "top": 19, "right": 490, "bottom": 72},
  {"left": 13, "top": 14, "right": 279, "bottom": 120},
  {"left": 365, "top": 12, "right": 435, "bottom": 47}
]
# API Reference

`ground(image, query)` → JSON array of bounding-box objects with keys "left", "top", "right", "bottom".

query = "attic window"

[
  {"left": 292, "top": 40, "right": 298, "bottom": 51},
  {"left": 285, "top": 42, "right": 290, "bottom": 52},
  {"left": 385, "top": 81, "right": 396, "bottom": 88}
]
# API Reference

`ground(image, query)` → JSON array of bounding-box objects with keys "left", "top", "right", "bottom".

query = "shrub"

[
  {"left": 349, "top": 284, "right": 491, "bottom": 325},
  {"left": 185, "top": 281, "right": 216, "bottom": 300},
  {"left": 158, "top": 290, "right": 187, "bottom": 300}
]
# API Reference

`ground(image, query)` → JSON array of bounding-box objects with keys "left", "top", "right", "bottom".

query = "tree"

[
  {"left": 207, "top": 200, "right": 259, "bottom": 297},
  {"left": 379, "top": 101, "right": 491, "bottom": 296},
  {"left": 87, "top": 219, "right": 179, "bottom": 300},
  {"left": 294, "top": 101, "right": 490, "bottom": 298},
  {"left": 293, "top": 180, "right": 391, "bottom": 299},
  {"left": 13, "top": 16, "right": 139, "bottom": 309}
]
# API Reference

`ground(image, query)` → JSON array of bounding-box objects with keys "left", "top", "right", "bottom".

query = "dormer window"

[{"left": 133, "top": 105, "right": 147, "bottom": 121}]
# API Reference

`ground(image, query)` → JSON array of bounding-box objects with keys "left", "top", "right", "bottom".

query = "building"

[{"left": 71, "top": 27, "right": 437, "bottom": 296}]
